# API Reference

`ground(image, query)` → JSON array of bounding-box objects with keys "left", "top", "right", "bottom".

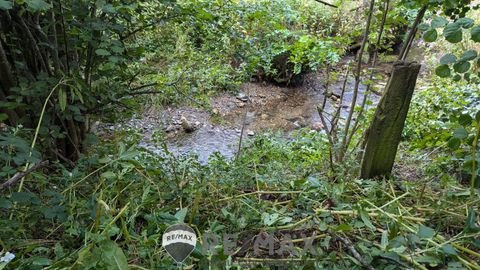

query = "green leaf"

[
  {"left": 475, "top": 111, "right": 480, "bottom": 122},
  {"left": 471, "top": 26, "right": 480, "bottom": 42},
  {"left": 444, "top": 23, "right": 463, "bottom": 43},
  {"left": 453, "top": 74, "right": 461, "bottom": 81},
  {"left": 453, "top": 127, "right": 468, "bottom": 139},
  {"left": 99, "top": 240, "right": 128, "bottom": 270},
  {"left": 431, "top": 16, "right": 448, "bottom": 28},
  {"left": 417, "top": 23, "right": 430, "bottom": 31},
  {"left": 442, "top": 244, "right": 458, "bottom": 256},
  {"left": 43, "top": 205, "right": 67, "bottom": 221},
  {"left": 25, "top": 0, "right": 51, "bottom": 11},
  {"left": 453, "top": 61, "right": 471, "bottom": 73},
  {"left": 335, "top": 223, "right": 352, "bottom": 232},
  {"left": 459, "top": 114, "right": 473, "bottom": 126},
  {"left": 360, "top": 210, "right": 375, "bottom": 230},
  {"left": 435, "top": 64, "right": 451, "bottom": 78},
  {"left": 100, "top": 171, "right": 116, "bottom": 179},
  {"left": 440, "top": 54, "right": 457, "bottom": 65},
  {"left": 456, "top": 18, "right": 474, "bottom": 29},
  {"left": 423, "top": 28, "right": 437, "bottom": 42},
  {"left": 417, "top": 225, "right": 435, "bottom": 239},
  {"left": 174, "top": 207, "right": 188, "bottom": 222},
  {"left": 262, "top": 212, "right": 279, "bottom": 226},
  {"left": 11, "top": 192, "right": 41, "bottom": 205},
  {"left": 95, "top": 49, "right": 111, "bottom": 56},
  {"left": 0, "top": 0, "right": 13, "bottom": 10},
  {"left": 448, "top": 137, "right": 461, "bottom": 149},
  {"left": 31, "top": 257, "right": 51, "bottom": 266},
  {"left": 0, "top": 113, "right": 8, "bottom": 122},
  {"left": 464, "top": 208, "right": 480, "bottom": 233},
  {"left": 0, "top": 198, "right": 12, "bottom": 209},
  {"left": 415, "top": 255, "right": 441, "bottom": 266},
  {"left": 102, "top": 4, "right": 116, "bottom": 13},
  {"left": 460, "top": 50, "right": 478, "bottom": 61}
]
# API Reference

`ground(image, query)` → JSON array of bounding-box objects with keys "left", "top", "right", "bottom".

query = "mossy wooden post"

[{"left": 361, "top": 61, "right": 421, "bottom": 179}]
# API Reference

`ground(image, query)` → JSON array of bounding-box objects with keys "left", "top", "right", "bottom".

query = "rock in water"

[
  {"left": 181, "top": 116, "right": 195, "bottom": 133},
  {"left": 311, "top": 122, "right": 324, "bottom": 131},
  {"left": 236, "top": 92, "right": 248, "bottom": 102}
]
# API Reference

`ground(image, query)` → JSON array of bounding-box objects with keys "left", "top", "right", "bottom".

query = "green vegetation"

[{"left": 0, "top": 0, "right": 480, "bottom": 269}]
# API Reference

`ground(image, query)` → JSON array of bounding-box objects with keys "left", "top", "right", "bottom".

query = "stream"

[{"left": 103, "top": 61, "right": 389, "bottom": 163}]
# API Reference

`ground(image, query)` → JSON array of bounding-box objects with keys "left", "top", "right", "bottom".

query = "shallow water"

[{"left": 135, "top": 72, "right": 382, "bottom": 164}]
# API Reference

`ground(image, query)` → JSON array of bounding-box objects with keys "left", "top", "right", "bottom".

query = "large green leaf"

[
  {"left": 456, "top": 18, "right": 474, "bottom": 29},
  {"left": 100, "top": 240, "right": 128, "bottom": 270},
  {"left": 471, "top": 26, "right": 480, "bottom": 42},
  {"left": 25, "top": 0, "right": 51, "bottom": 11},
  {"left": 423, "top": 28, "right": 437, "bottom": 42},
  {"left": 440, "top": 54, "right": 457, "bottom": 65},
  {"left": 431, "top": 16, "right": 448, "bottom": 28},
  {"left": 418, "top": 23, "right": 429, "bottom": 31},
  {"left": 435, "top": 64, "right": 451, "bottom": 78},
  {"left": 175, "top": 207, "right": 188, "bottom": 222},
  {"left": 460, "top": 50, "right": 478, "bottom": 61},
  {"left": 458, "top": 114, "right": 473, "bottom": 126},
  {"left": 441, "top": 244, "right": 458, "bottom": 256},
  {"left": 95, "top": 49, "right": 111, "bottom": 56},
  {"left": 417, "top": 225, "right": 435, "bottom": 239},
  {"left": 453, "top": 61, "right": 471, "bottom": 73},
  {"left": 444, "top": 23, "right": 463, "bottom": 43},
  {"left": 448, "top": 137, "right": 461, "bottom": 150},
  {"left": 453, "top": 127, "right": 468, "bottom": 139},
  {"left": 0, "top": 0, "right": 13, "bottom": 10}
]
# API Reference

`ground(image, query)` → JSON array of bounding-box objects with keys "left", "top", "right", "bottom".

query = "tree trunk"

[{"left": 360, "top": 61, "right": 421, "bottom": 179}]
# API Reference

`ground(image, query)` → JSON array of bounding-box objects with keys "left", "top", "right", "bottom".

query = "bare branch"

[
  {"left": 313, "top": 0, "right": 338, "bottom": 8},
  {"left": 336, "top": 235, "right": 375, "bottom": 270},
  {"left": 0, "top": 161, "right": 49, "bottom": 192}
]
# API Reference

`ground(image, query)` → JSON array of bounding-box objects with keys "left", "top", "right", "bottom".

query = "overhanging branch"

[{"left": 313, "top": 0, "right": 338, "bottom": 8}]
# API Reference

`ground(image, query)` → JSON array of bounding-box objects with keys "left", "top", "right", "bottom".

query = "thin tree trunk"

[
  {"left": 339, "top": 0, "right": 375, "bottom": 162},
  {"left": 345, "top": 0, "right": 390, "bottom": 152},
  {"left": 398, "top": 6, "right": 427, "bottom": 61}
]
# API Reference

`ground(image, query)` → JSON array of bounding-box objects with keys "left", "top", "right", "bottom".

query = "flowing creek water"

[{"left": 103, "top": 61, "right": 391, "bottom": 163}]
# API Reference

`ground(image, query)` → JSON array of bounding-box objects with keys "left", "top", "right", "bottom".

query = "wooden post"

[{"left": 361, "top": 61, "right": 421, "bottom": 179}]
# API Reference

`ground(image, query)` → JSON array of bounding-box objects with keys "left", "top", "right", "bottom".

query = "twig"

[
  {"left": 0, "top": 161, "right": 49, "bottom": 192},
  {"left": 345, "top": 0, "right": 390, "bottom": 152},
  {"left": 339, "top": 0, "right": 375, "bottom": 162},
  {"left": 313, "top": 0, "right": 338, "bottom": 8},
  {"left": 336, "top": 234, "right": 374, "bottom": 270},
  {"left": 331, "top": 66, "right": 350, "bottom": 137},
  {"left": 398, "top": 5, "right": 427, "bottom": 61},
  {"left": 236, "top": 89, "right": 250, "bottom": 159},
  {"left": 218, "top": 190, "right": 306, "bottom": 202}
]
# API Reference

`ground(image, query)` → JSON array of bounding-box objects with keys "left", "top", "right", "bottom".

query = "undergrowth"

[{"left": 1, "top": 128, "right": 479, "bottom": 269}]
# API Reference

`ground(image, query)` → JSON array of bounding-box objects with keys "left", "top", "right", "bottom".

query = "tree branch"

[
  {"left": 336, "top": 235, "right": 375, "bottom": 270},
  {"left": 313, "top": 0, "right": 338, "bottom": 8},
  {"left": 0, "top": 161, "right": 49, "bottom": 192}
]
